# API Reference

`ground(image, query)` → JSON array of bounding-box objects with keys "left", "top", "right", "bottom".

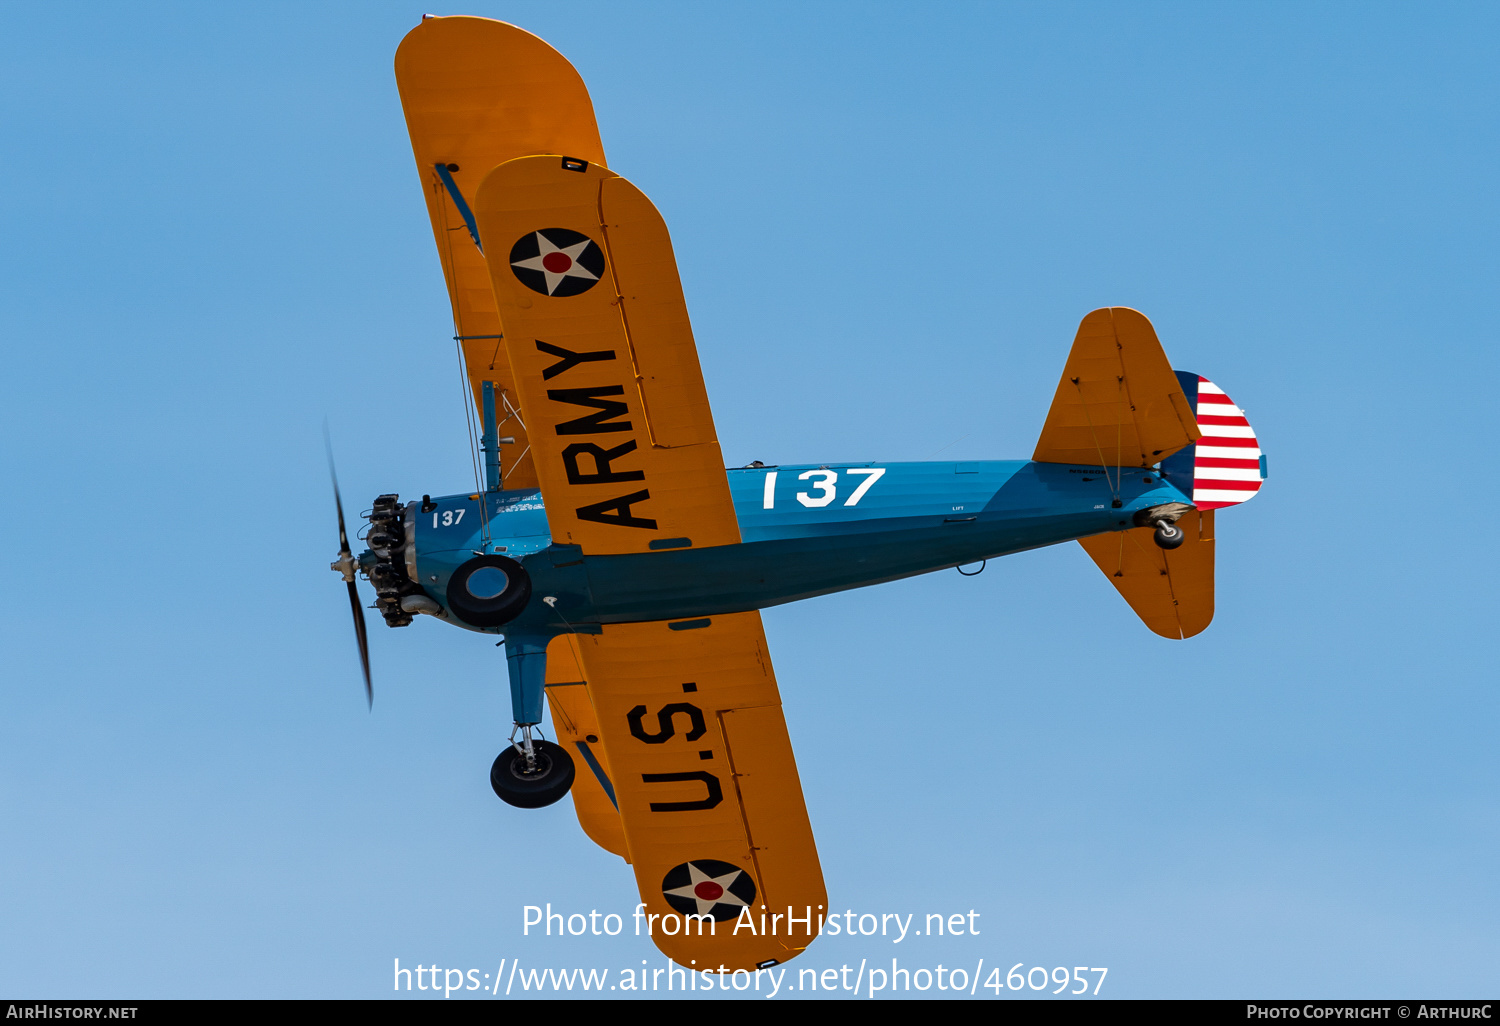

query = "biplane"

[{"left": 328, "top": 16, "right": 1267, "bottom": 971}]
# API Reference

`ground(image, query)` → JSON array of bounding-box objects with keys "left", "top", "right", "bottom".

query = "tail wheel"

[
  {"left": 490, "top": 740, "right": 575, "bottom": 809},
  {"left": 1153, "top": 521, "right": 1186, "bottom": 550}
]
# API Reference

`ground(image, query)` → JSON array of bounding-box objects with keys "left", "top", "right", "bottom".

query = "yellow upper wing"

[
  {"left": 570, "top": 613, "right": 826, "bottom": 970},
  {"left": 471, "top": 155, "right": 738, "bottom": 553},
  {"left": 1033, "top": 307, "right": 1200, "bottom": 469},
  {"left": 395, "top": 16, "right": 607, "bottom": 491}
]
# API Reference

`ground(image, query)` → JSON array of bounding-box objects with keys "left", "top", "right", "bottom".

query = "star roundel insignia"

[
  {"left": 661, "top": 859, "right": 756, "bottom": 922},
  {"left": 509, "top": 228, "right": 605, "bottom": 297}
]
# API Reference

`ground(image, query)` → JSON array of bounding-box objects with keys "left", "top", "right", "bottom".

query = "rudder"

[{"left": 1159, "top": 372, "right": 1266, "bottom": 509}]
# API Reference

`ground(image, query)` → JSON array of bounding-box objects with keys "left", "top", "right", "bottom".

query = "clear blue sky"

[{"left": 2, "top": 0, "right": 1496, "bottom": 1000}]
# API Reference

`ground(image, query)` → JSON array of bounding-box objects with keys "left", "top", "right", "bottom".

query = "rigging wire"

[
  {"left": 454, "top": 337, "right": 492, "bottom": 547},
  {"left": 1071, "top": 376, "right": 1121, "bottom": 505},
  {"left": 499, "top": 390, "right": 532, "bottom": 485},
  {"left": 432, "top": 168, "right": 492, "bottom": 548}
]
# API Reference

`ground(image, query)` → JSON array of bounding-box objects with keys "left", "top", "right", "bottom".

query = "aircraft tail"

[{"left": 1077, "top": 370, "right": 1265, "bottom": 639}]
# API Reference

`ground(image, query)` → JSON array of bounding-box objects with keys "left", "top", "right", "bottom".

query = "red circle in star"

[
  {"left": 542, "top": 252, "right": 573, "bottom": 273},
  {"left": 694, "top": 881, "right": 724, "bottom": 901}
]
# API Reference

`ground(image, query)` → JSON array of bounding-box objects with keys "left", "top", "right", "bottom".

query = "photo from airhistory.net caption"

[{"left": 3, "top": 1001, "right": 1497, "bottom": 1018}]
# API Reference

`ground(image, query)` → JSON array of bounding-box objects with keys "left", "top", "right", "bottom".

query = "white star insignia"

[
  {"left": 510, "top": 232, "right": 600, "bottom": 295},
  {"left": 663, "top": 863, "right": 750, "bottom": 916}
]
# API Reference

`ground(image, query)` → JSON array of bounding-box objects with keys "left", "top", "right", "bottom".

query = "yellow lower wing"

[
  {"left": 473, "top": 155, "right": 739, "bottom": 554},
  {"left": 545, "top": 635, "right": 629, "bottom": 861},
  {"left": 568, "top": 612, "right": 825, "bottom": 970},
  {"left": 470, "top": 148, "right": 822, "bottom": 967},
  {"left": 1077, "top": 510, "right": 1215, "bottom": 639}
]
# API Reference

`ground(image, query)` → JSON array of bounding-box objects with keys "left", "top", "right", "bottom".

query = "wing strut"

[
  {"left": 433, "top": 163, "right": 482, "bottom": 251},
  {"left": 481, "top": 380, "right": 501, "bottom": 491}
]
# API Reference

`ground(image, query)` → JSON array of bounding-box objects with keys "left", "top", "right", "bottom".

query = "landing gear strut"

[{"left": 490, "top": 725, "right": 575, "bottom": 809}]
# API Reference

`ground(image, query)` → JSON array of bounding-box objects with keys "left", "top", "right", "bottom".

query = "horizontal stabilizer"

[
  {"left": 1078, "top": 510, "right": 1214, "bottom": 639},
  {"left": 1034, "top": 308, "right": 1200, "bottom": 469}
]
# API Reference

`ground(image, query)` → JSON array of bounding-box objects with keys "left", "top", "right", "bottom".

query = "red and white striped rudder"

[{"left": 1161, "top": 372, "right": 1265, "bottom": 510}]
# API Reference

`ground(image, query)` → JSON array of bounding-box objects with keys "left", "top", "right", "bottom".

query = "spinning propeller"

[{"left": 326, "top": 437, "right": 373, "bottom": 708}]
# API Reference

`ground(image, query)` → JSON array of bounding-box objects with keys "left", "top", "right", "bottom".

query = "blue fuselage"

[{"left": 397, "top": 459, "right": 1190, "bottom": 635}]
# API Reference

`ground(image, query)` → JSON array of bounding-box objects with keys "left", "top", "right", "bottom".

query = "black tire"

[
  {"left": 490, "top": 740, "right": 575, "bottom": 809},
  {"left": 446, "top": 555, "right": 531, "bottom": 627},
  {"left": 1153, "top": 522, "right": 1186, "bottom": 550}
]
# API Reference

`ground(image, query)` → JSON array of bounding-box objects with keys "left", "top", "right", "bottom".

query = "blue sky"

[{"left": 1, "top": 0, "right": 1496, "bottom": 999}]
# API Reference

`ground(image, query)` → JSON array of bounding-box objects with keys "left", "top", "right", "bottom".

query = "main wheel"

[
  {"left": 447, "top": 554, "right": 531, "bottom": 627},
  {"left": 1153, "top": 521, "right": 1186, "bottom": 550},
  {"left": 490, "top": 739, "right": 575, "bottom": 809}
]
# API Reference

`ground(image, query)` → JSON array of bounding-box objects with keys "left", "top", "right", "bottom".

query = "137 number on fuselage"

[{"left": 762, "top": 468, "right": 885, "bottom": 510}]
